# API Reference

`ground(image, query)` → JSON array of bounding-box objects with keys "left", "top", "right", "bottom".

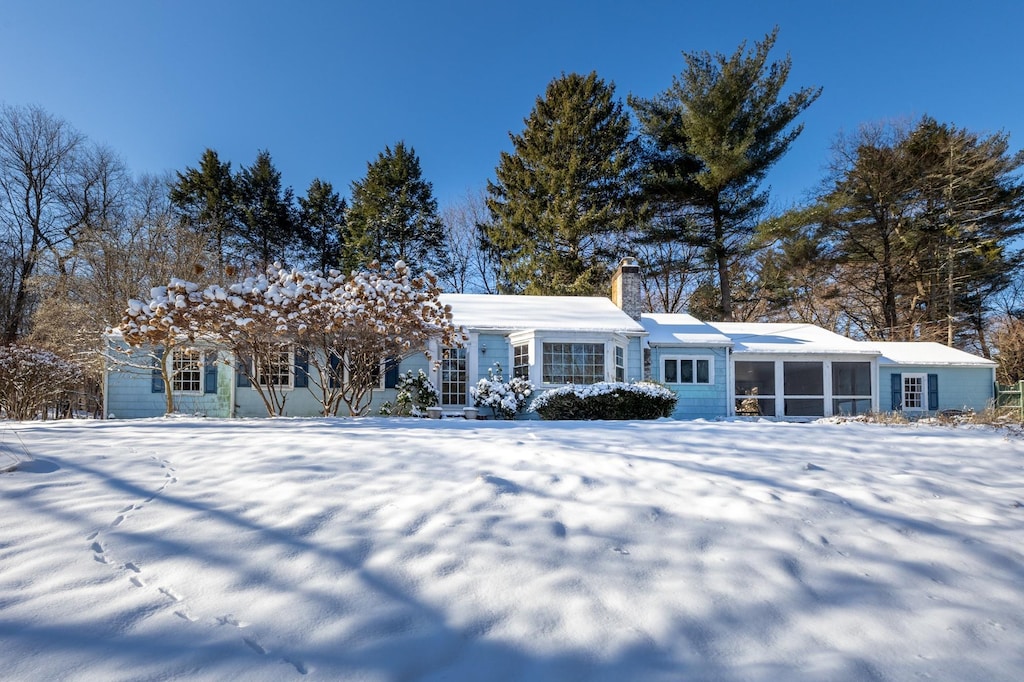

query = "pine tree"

[
  {"left": 233, "top": 150, "right": 298, "bottom": 271},
  {"left": 298, "top": 178, "right": 347, "bottom": 272},
  {"left": 630, "top": 28, "right": 820, "bottom": 320},
  {"left": 482, "top": 71, "right": 639, "bottom": 295},
  {"left": 345, "top": 142, "right": 448, "bottom": 276},
  {"left": 169, "top": 148, "right": 237, "bottom": 276}
]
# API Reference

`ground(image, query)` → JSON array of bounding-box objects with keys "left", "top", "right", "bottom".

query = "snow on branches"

[
  {"left": 0, "top": 344, "right": 84, "bottom": 420},
  {"left": 118, "top": 262, "right": 466, "bottom": 416}
]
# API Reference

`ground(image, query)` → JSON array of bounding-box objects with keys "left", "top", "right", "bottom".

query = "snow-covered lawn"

[{"left": 1, "top": 418, "right": 1023, "bottom": 681}]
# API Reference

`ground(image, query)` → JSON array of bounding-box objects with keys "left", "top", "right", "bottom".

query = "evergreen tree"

[
  {"left": 766, "top": 118, "right": 1024, "bottom": 352},
  {"left": 169, "top": 148, "right": 237, "bottom": 276},
  {"left": 233, "top": 150, "right": 298, "bottom": 271},
  {"left": 482, "top": 71, "right": 639, "bottom": 295},
  {"left": 345, "top": 142, "right": 447, "bottom": 275},
  {"left": 298, "top": 178, "right": 347, "bottom": 272},
  {"left": 630, "top": 28, "right": 820, "bottom": 320}
]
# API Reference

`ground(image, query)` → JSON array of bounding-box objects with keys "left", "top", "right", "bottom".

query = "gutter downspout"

[{"left": 229, "top": 351, "right": 237, "bottom": 418}]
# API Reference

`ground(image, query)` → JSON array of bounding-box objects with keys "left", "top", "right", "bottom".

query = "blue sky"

[{"left": 2, "top": 0, "right": 1021, "bottom": 212}]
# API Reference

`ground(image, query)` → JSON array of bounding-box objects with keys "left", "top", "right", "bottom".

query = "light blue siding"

[
  {"left": 105, "top": 343, "right": 230, "bottom": 418},
  {"left": 878, "top": 365, "right": 995, "bottom": 413},
  {"left": 478, "top": 333, "right": 510, "bottom": 383},
  {"left": 648, "top": 347, "right": 729, "bottom": 420}
]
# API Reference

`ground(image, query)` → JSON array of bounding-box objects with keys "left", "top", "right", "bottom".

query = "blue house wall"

[
  {"left": 648, "top": 346, "right": 729, "bottom": 419},
  {"left": 878, "top": 365, "right": 995, "bottom": 413},
  {"left": 105, "top": 343, "right": 231, "bottom": 419}
]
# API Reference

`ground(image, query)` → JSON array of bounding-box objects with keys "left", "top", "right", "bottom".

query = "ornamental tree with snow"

[{"left": 118, "top": 261, "right": 464, "bottom": 416}]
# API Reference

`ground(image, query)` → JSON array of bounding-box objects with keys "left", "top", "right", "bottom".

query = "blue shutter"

[
  {"left": 890, "top": 373, "right": 902, "bottom": 411},
  {"left": 329, "top": 353, "right": 341, "bottom": 388},
  {"left": 236, "top": 354, "right": 251, "bottom": 387},
  {"left": 151, "top": 348, "right": 165, "bottom": 393},
  {"left": 294, "top": 348, "right": 309, "bottom": 388},
  {"left": 927, "top": 374, "right": 939, "bottom": 411},
  {"left": 204, "top": 351, "right": 218, "bottom": 394},
  {"left": 384, "top": 358, "right": 400, "bottom": 388}
]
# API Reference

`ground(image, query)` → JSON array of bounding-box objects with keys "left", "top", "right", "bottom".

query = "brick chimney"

[{"left": 610, "top": 257, "right": 642, "bottom": 321}]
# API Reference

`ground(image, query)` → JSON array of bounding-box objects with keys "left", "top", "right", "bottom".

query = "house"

[
  {"left": 103, "top": 259, "right": 997, "bottom": 419},
  {"left": 640, "top": 316, "right": 996, "bottom": 419}
]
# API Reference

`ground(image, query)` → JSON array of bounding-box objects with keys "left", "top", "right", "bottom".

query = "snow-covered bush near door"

[
  {"left": 532, "top": 381, "right": 677, "bottom": 420},
  {"left": 471, "top": 362, "right": 534, "bottom": 419},
  {"left": 0, "top": 344, "right": 84, "bottom": 420}
]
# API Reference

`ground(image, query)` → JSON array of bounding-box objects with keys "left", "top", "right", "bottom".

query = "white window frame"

[
  {"left": 512, "top": 342, "right": 530, "bottom": 379},
  {"left": 902, "top": 372, "right": 927, "bottom": 412},
  {"left": 541, "top": 340, "right": 606, "bottom": 386},
  {"left": 332, "top": 353, "right": 389, "bottom": 390},
  {"left": 254, "top": 345, "right": 294, "bottom": 390},
  {"left": 439, "top": 346, "right": 468, "bottom": 407},
  {"left": 614, "top": 345, "right": 626, "bottom": 383},
  {"left": 662, "top": 355, "right": 714, "bottom": 385},
  {"left": 171, "top": 347, "right": 204, "bottom": 394}
]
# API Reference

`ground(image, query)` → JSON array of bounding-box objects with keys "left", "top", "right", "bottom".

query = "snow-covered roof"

[
  {"left": 641, "top": 314, "right": 734, "bottom": 347},
  {"left": 863, "top": 341, "right": 996, "bottom": 367},
  {"left": 710, "top": 323, "right": 881, "bottom": 356},
  {"left": 439, "top": 294, "right": 645, "bottom": 334}
]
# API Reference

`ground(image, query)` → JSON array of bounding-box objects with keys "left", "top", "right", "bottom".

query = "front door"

[{"left": 440, "top": 348, "right": 468, "bottom": 406}]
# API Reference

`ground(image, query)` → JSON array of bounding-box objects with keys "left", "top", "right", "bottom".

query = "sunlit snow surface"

[{"left": 1, "top": 418, "right": 1022, "bottom": 681}]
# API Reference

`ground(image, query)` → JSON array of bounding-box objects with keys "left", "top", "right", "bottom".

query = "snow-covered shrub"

[
  {"left": 0, "top": 344, "right": 84, "bottom": 420},
  {"left": 393, "top": 369, "right": 439, "bottom": 416},
  {"left": 471, "top": 363, "right": 534, "bottom": 419},
  {"left": 532, "top": 381, "right": 677, "bottom": 420}
]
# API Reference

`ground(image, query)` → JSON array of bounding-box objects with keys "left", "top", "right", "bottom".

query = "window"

[
  {"left": 172, "top": 348, "right": 203, "bottom": 393},
  {"left": 833, "top": 362, "right": 872, "bottom": 415},
  {"left": 663, "top": 357, "right": 712, "bottom": 385},
  {"left": 513, "top": 343, "right": 530, "bottom": 379},
  {"left": 615, "top": 346, "right": 625, "bottom": 382},
  {"left": 903, "top": 373, "right": 926, "bottom": 411},
  {"left": 256, "top": 346, "right": 292, "bottom": 388},
  {"left": 783, "top": 361, "right": 824, "bottom": 416},
  {"left": 542, "top": 342, "right": 604, "bottom": 385},
  {"left": 440, "top": 347, "right": 467, "bottom": 405},
  {"left": 735, "top": 360, "right": 776, "bottom": 416}
]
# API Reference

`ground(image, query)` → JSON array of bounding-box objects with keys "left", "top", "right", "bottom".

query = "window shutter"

[
  {"left": 328, "top": 353, "right": 341, "bottom": 388},
  {"left": 384, "top": 357, "right": 400, "bottom": 388},
  {"left": 236, "top": 354, "right": 251, "bottom": 387},
  {"left": 890, "top": 373, "right": 902, "bottom": 410},
  {"left": 204, "top": 351, "right": 218, "bottom": 394},
  {"left": 294, "top": 348, "right": 309, "bottom": 388},
  {"left": 927, "top": 374, "right": 939, "bottom": 411},
  {"left": 151, "top": 348, "right": 165, "bottom": 393}
]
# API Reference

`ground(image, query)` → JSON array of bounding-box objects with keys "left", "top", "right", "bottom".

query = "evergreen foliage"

[
  {"left": 169, "top": 148, "right": 238, "bottom": 276},
  {"left": 345, "top": 142, "right": 448, "bottom": 276},
  {"left": 233, "top": 150, "right": 299, "bottom": 271},
  {"left": 630, "top": 28, "right": 820, "bottom": 320},
  {"left": 298, "top": 178, "right": 347, "bottom": 272},
  {"left": 762, "top": 117, "right": 1024, "bottom": 352},
  {"left": 482, "top": 71, "right": 640, "bottom": 295}
]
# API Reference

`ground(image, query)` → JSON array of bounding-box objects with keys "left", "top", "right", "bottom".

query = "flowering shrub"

[
  {"left": 471, "top": 363, "right": 534, "bottom": 419},
  {"left": 392, "top": 369, "right": 440, "bottom": 416},
  {"left": 532, "top": 381, "right": 677, "bottom": 420},
  {"left": 0, "top": 344, "right": 84, "bottom": 420}
]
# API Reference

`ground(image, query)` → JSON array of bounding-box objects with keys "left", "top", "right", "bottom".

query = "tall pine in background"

[
  {"left": 482, "top": 71, "right": 639, "bottom": 295},
  {"left": 169, "top": 148, "right": 237, "bottom": 276},
  {"left": 630, "top": 28, "right": 820, "bottom": 320},
  {"left": 298, "top": 178, "right": 347, "bottom": 272},
  {"left": 345, "top": 142, "right": 447, "bottom": 276},
  {"left": 233, "top": 150, "right": 298, "bottom": 271}
]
